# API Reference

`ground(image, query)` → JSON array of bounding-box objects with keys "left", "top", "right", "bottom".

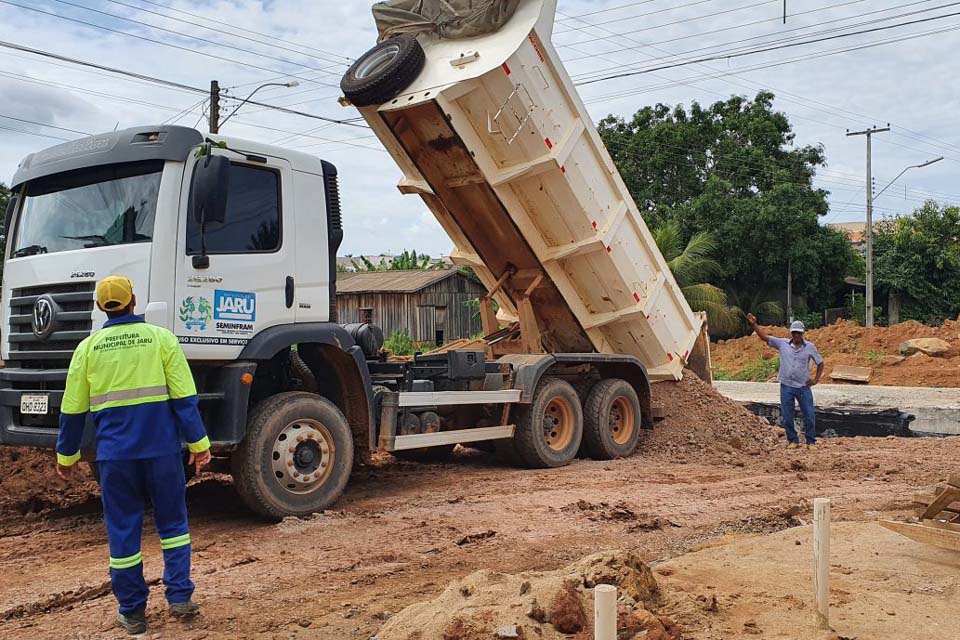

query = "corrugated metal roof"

[{"left": 336, "top": 270, "right": 461, "bottom": 294}]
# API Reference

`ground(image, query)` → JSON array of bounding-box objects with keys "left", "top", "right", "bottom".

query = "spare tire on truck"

[
  {"left": 340, "top": 34, "right": 425, "bottom": 107},
  {"left": 232, "top": 392, "right": 353, "bottom": 519}
]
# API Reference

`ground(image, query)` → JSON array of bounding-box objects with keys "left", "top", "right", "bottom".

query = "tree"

[
  {"left": 348, "top": 249, "right": 444, "bottom": 272},
  {"left": 652, "top": 221, "right": 738, "bottom": 334},
  {"left": 874, "top": 201, "right": 960, "bottom": 324},
  {"left": 598, "top": 91, "right": 856, "bottom": 322},
  {"left": 0, "top": 181, "right": 10, "bottom": 286},
  {"left": 0, "top": 182, "right": 9, "bottom": 216}
]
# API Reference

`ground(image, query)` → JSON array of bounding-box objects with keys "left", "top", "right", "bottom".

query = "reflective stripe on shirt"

[{"left": 89, "top": 385, "right": 171, "bottom": 409}]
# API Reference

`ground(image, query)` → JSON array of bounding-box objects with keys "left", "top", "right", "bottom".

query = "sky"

[{"left": 1, "top": 0, "right": 958, "bottom": 257}]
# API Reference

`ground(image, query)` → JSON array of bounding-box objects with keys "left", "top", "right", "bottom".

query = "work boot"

[
  {"left": 116, "top": 608, "right": 147, "bottom": 635},
  {"left": 786, "top": 443, "right": 799, "bottom": 450},
  {"left": 169, "top": 600, "right": 201, "bottom": 618},
  {"left": 806, "top": 444, "right": 818, "bottom": 451}
]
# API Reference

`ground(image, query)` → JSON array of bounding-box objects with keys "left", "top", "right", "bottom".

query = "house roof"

[{"left": 336, "top": 269, "right": 463, "bottom": 294}]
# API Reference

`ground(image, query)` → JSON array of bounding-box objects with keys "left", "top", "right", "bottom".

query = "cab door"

[{"left": 174, "top": 150, "right": 295, "bottom": 359}]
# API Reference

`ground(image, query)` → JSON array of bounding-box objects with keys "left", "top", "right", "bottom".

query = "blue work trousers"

[
  {"left": 99, "top": 453, "right": 194, "bottom": 615},
  {"left": 780, "top": 384, "right": 817, "bottom": 445}
]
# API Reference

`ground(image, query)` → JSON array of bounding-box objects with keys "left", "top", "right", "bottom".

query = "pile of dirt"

[
  {"left": 377, "top": 551, "right": 681, "bottom": 640},
  {"left": 712, "top": 319, "right": 960, "bottom": 387},
  {"left": 643, "top": 372, "right": 779, "bottom": 461},
  {"left": 0, "top": 447, "right": 97, "bottom": 516}
]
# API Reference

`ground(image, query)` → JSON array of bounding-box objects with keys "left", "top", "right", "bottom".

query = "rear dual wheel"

[
  {"left": 513, "top": 378, "right": 583, "bottom": 468},
  {"left": 582, "top": 379, "right": 641, "bottom": 460}
]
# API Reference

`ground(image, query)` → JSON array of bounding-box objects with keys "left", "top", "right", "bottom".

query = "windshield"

[{"left": 12, "top": 160, "right": 163, "bottom": 257}]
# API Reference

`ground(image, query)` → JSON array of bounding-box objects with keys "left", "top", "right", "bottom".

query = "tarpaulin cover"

[{"left": 373, "top": 0, "right": 521, "bottom": 41}]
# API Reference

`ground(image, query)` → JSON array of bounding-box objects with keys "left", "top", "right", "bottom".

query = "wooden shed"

[{"left": 336, "top": 270, "right": 486, "bottom": 345}]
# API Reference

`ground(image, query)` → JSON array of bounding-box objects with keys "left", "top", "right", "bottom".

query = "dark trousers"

[
  {"left": 99, "top": 453, "right": 194, "bottom": 615},
  {"left": 780, "top": 384, "right": 817, "bottom": 444}
]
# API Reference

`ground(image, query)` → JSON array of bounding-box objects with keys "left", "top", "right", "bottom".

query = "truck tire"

[
  {"left": 341, "top": 35, "right": 425, "bottom": 107},
  {"left": 582, "top": 379, "right": 641, "bottom": 460},
  {"left": 232, "top": 392, "right": 353, "bottom": 519},
  {"left": 512, "top": 378, "right": 583, "bottom": 468}
]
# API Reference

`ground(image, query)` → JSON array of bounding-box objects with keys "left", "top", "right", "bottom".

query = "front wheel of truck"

[{"left": 232, "top": 392, "right": 354, "bottom": 519}]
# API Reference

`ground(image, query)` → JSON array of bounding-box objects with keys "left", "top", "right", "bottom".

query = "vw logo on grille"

[{"left": 32, "top": 295, "right": 59, "bottom": 340}]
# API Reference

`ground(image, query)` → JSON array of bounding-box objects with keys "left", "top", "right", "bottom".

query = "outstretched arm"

[{"left": 746, "top": 313, "right": 771, "bottom": 345}]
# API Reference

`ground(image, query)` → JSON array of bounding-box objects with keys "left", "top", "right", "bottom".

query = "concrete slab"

[{"left": 715, "top": 381, "right": 960, "bottom": 436}]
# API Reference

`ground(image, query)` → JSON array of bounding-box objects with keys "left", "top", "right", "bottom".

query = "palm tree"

[{"left": 653, "top": 221, "right": 740, "bottom": 335}]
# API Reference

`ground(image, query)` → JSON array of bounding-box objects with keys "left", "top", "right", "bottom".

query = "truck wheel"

[
  {"left": 232, "top": 392, "right": 353, "bottom": 519},
  {"left": 341, "top": 34, "right": 425, "bottom": 107},
  {"left": 583, "top": 379, "right": 641, "bottom": 460},
  {"left": 513, "top": 378, "right": 583, "bottom": 468}
]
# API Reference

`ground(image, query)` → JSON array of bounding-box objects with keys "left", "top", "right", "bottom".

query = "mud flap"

[{"left": 686, "top": 312, "right": 713, "bottom": 384}]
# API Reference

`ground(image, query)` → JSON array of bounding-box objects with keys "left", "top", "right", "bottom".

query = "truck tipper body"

[
  {"left": 354, "top": 0, "right": 708, "bottom": 381},
  {"left": 0, "top": 0, "right": 707, "bottom": 518}
]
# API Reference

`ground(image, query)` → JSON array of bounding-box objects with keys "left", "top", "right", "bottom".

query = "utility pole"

[
  {"left": 209, "top": 80, "right": 220, "bottom": 134},
  {"left": 846, "top": 125, "right": 889, "bottom": 327},
  {"left": 786, "top": 258, "right": 793, "bottom": 322}
]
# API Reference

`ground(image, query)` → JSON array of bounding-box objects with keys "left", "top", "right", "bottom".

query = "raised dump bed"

[{"left": 351, "top": 0, "right": 705, "bottom": 380}]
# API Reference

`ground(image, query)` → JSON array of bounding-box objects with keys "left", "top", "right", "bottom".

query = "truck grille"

[{"left": 7, "top": 282, "right": 95, "bottom": 369}]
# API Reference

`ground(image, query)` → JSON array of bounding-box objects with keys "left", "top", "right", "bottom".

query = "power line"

[
  {"left": 575, "top": 9, "right": 960, "bottom": 85},
  {"left": 559, "top": 0, "right": 872, "bottom": 61},
  {"left": 556, "top": 0, "right": 666, "bottom": 22},
  {"left": 103, "top": 0, "right": 351, "bottom": 71},
  {"left": 134, "top": 0, "right": 353, "bottom": 64},
  {"left": 0, "top": 114, "right": 91, "bottom": 136},
  {"left": 0, "top": 0, "right": 339, "bottom": 89},
  {"left": 565, "top": 0, "right": 922, "bottom": 69},
  {"left": 49, "top": 0, "right": 345, "bottom": 83},
  {"left": 555, "top": 0, "right": 777, "bottom": 37},
  {"left": 0, "top": 123, "right": 72, "bottom": 142},
  {"left": 576, "top": 22, "right": 960, "bottom": 103},
  {"left": 0, "top": 41, "right": 367, "bottom": 128}
]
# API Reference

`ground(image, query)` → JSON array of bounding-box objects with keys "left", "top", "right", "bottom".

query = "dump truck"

[{"left": 0, "top": 0, "right": 707, "bottom": 518}]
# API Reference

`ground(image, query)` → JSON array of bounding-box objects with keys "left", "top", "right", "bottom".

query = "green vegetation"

[
  {"left": 349, "top": 249, "right": 444, "bottom": 272},
  {"left": 874, "top": 201, "right": 960, "bottom": 325},
  {"left": 849, "top": 291, "right": 884, "bottom": 327},
  {"left": 652, "top": 221, "right": 738, "bottom": 334},
  {"left": 384, "top": 328, "right": 414, "bottom": 355},
  {"left": 711, "top": 367, "right": 733, "bottom": 381},
  {"left": 793, "top": 310, "right": 824, "bottom": 330},
  {"left": 598, "top": 91, "right": 857, "bottom": 334},
  {"left": 732, "top": 356, "right": 780, "bottom": 382}
]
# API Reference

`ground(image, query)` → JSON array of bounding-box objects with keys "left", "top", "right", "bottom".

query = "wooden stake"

[
  {"left": 594, "top": 584, "right": 616, "bottom": 640},
  {"left": 813, "top": 498, "right": 831, "bottom": 630}
]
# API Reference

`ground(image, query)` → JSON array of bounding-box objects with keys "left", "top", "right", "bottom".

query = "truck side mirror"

[{"left": 189, "top": 154, "right": 230, "bottom": 226}]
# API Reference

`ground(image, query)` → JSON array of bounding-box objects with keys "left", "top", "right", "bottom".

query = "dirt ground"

[
  {"left": 712, "top": 319, "right": 960, "bottom": 387},
  {"left": 0, "top": 375, "right": 957, "bottom": 639},
  {"left": 657, "top": 521, "right": 960, "bottom": 640}
]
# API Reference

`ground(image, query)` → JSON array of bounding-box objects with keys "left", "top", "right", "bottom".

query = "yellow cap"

[{"left": 96, "top": 276, "right": 134, "bottom": 311}]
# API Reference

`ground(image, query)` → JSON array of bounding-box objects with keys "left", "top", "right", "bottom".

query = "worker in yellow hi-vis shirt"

[{"left": 55, "top": 276, "right": 211, "bottom": 635}]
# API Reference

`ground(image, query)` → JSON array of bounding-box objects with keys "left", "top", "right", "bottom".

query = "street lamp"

[
  {"left": 863, "top": 154, "right": 942, "bottom": 327},
  {"left": 218, "top": 80, "right": 300, "bottom": 129},
  {"left": 873, "top": 156, "right": 943, "bottom": 200}
]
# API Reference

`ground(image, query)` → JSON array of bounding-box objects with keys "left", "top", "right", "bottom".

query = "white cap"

[{"left": 790, "top": 320, "right": 806, "bottom": 333}]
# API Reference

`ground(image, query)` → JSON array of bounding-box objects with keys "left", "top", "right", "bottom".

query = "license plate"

[{"left": 20, "top": 393, "right": 49, "bottom": 415}]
